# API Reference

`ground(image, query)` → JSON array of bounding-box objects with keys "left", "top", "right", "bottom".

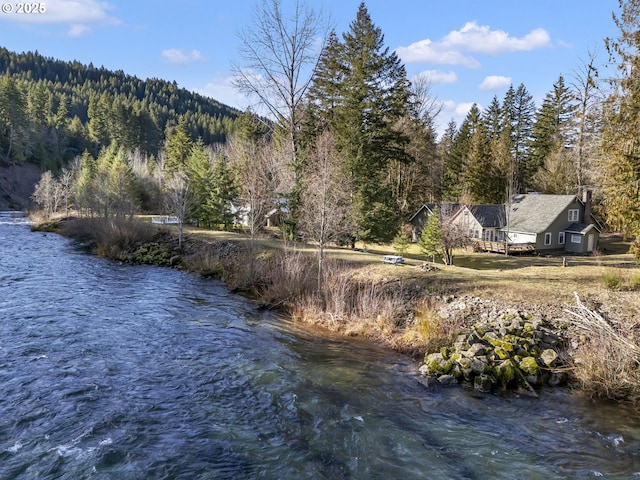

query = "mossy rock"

[
  {"left": 540, "top": 349, "right": 558, "bottom": 367},
  {"left": 518, "top": 356, "right": 539, "bottom": 376},
  {"left": 465, "top": 343, "right": 487, "bottom": 357},
  {"left": 471, "top": 357, "right": 487, "bottom": 374},
  {"left": 474, "top": 373, "right": 496, "bottom": 393},
  {"left": 494, "top": 346, "right": 511, "bottom": 360},
  {"left": 424, "top": 352, "right": 453, "bottom": 375},
  {"left": 495, "top": 359, "right": 516, "bottom": 384}
]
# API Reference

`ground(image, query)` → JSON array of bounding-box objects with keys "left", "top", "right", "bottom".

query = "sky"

[{"left": 0, "top": 0, "right": 622, "bottom": 138}]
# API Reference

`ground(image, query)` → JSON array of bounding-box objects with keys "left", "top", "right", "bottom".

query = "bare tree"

[
  {"left": 31, "top": 171, "right": 61, "bottom": 220},
  {"left": 571, "top": 49, "right": 605, "bottom": 193},
  {"left": 440, "top": 204, "right": 469, "bottom": 265},
  {"left": 232, "top": 0, "right": 330, "bottom": 234},
  {"left": 298, "top": 131, "right": 353, "bottom": 292},
  {"left": 226, "top": 135, "right": 281, "bottom": 280},
  {"left": 165, "top": 170, "right": 191, "bottom": 249},
  {"left": 59, "top": 167, "right": 74, "bottom": 217}
]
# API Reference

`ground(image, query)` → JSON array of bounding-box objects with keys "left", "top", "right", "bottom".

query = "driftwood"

[{"left": 564, "top": 292, "right": 640, "bottom": 359}]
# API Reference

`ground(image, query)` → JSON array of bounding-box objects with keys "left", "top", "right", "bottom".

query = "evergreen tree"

[
  {"left": 308, "top": 2, "right": 411, "bottom": 243},
  {"left": 418, "top": 207, "right": 444, "bottom": 262},
  {"left": 502, "top": 84, "right": 535, "bottom": 192},
  {"left": 528, "top": 76, "right": 577, "bottom": 191},
  {"left": 0, "top": 73, "right": 28, "bottom": 162},
  {"left": 601, "top": 0, "right": 640, "bottom": 251},
  {"left": 164, "top": 119, "right": 194, "bottom": 176}
]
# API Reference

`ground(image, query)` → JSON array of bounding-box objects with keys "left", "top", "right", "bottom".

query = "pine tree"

[
  {"left": 307, "top": 2, "right": 411, "bottom": 243},
  {"left": 0, "top": 72, "right": 28, "bottom": 162},
  {"left": 601, "top": 0, "right": 640, "bottom": 250},
  {"left": 164, "top": 119, "right": 194, "bottom": 176},
  {"left": 502, "top": 84, "right": 535, "bottom": 192},
  {"left": 528, "top": 76, "right": 577, "bottom": 192},
  {"left": 418, "top": 207, "right": 444, "bottom": 262}
]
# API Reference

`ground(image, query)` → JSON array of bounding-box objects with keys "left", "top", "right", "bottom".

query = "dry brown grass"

[
  {"left": 59, "top": 216, "right": 156, "bottom": 258},
  {"left": 565, "top": 292, "right": 640, "bottom": 406}
]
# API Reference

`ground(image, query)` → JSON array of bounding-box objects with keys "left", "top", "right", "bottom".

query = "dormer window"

[{"left": 568, "top": 209, "right": 579, "bottom": 222}]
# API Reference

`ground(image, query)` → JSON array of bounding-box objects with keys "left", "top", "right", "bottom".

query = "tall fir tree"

[
  {"left": 528, "top": 76, "right": 577, "bottom": 192},
  {"left": 307, "top": 2, "right": 411, "bottom": 243},
  {"left": 501, "top": 83, "right": 535, "bottom": 193},
  {"left": 601, "top": 0, "right": 640, "bottom": 259},
  {"left": 164, "top": 118, "right": 194, "bottom": 177}
]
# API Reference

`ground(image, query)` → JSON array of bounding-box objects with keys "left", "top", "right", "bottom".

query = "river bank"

[{"left": 36, "top": 216, "right": 640, "bottom": 406}]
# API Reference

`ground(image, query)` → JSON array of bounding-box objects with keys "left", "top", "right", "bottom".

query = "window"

[
  {"left": 544, "top": 232, "right": 552, "bottom": 245},
  {"left": 568, "top": 209, "right": 579, "bottom": 222},
  {"left": 558, "top": 232, "right": 565, "bottom": 245},
  {"left": 571, "top": 234, "right": 582, "bottom": 244}
]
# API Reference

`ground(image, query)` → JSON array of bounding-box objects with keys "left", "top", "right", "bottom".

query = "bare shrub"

[
  {"left": 397, "top": 298, "right": 463, "bottom": 355},
  {"left": 60, "top": 217, "right": 155, "bottom": 258},
  {"left": 565, "top": 292, "right": 640, "bottom": 405},
  {"left": 257, "top": 250, "right": 317, "bottom": 306}
]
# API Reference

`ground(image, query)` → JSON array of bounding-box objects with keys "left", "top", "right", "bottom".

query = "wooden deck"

[{"left": 473, "top": 241, "right": 535, "bottom": 254}]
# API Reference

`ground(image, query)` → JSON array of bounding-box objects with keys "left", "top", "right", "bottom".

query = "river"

[{"left": 1, "top": 212, "right": 639, "bottom": 479}]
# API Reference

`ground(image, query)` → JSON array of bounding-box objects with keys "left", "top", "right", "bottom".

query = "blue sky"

[{"left": 0, "top": 0, "right": 621, "bottom": 137}]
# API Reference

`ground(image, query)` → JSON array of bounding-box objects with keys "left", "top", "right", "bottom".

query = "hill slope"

[{"left": 0, "top": 47, "right": 243, "bottom": 171}]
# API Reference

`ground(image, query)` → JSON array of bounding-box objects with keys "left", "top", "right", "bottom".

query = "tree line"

[
  {"left": 22, "top": 0, "right": 640, "bottom": 268},
  {"left": 0, "top": 47, "right": 242, "bottom": 172}
]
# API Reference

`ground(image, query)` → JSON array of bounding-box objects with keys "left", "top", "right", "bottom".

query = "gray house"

[
  {"left": 501, "top": 192, "right": 600, "bottom": 253},
  {"left": 451, "top": 204, "right": 505, "bottom": 242}
]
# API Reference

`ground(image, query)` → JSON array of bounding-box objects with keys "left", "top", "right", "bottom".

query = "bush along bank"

[{"left": 419, "top": 310, "right": 567, "bottom": 396}]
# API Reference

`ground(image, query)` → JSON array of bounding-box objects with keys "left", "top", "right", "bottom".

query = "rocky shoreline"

[{"left": 419, "top": 309, "right": 568, "bottom": 395}]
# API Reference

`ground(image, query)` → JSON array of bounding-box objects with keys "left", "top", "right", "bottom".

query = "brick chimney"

[{"left": 582, "top": 190, "right": 592, "bottom": 224}]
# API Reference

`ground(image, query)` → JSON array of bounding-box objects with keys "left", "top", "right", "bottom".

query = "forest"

[
  {"left": 5, "top": 1, "right": 640, "bottom": 261},
  {"left": 0, "top": 46, "right": 241, "bottom": 171}
]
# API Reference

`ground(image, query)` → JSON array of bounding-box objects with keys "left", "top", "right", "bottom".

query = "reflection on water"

[{"left": 1, "top": 219, "right": 639, "bottom": 479}]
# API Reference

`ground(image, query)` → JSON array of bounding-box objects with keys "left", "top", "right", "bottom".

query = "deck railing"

[{"left": 473, "top": 241, "right": 535, "bottom": 254}]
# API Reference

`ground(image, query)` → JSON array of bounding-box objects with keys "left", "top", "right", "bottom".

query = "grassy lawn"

[{"left": 156, "top": 221, "right": 638, "bottom": 307}]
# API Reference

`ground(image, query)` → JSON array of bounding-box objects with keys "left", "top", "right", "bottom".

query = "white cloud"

[
  {"left": 443, "top": 21, "right": 551, "bottom": 55},
  {"left": 478, "top": 75, "right": 512, "bottom": 91},
  {"left": 162, "top": 49, "right": 206, "bottom": 65},
  {"left": 434, "top": 100, "right": 478, "bottom": 138},
  {"left": 415, "top": 70, "right": 457, "bottom": 85},
  {"left": 397, "top": 39, "right": 480, "bottom": 68},
  {"left": 396, "top": 21, "right": 551, "bottom": 67},
  {"left": 68, "top": 24, "right": 91, "bottom": 37},
  {"left": 454, "top": 101, "right": 477, "bottom": 117},
  {"left": 0, "top": 0, "right": 120, "bottom": 36}
]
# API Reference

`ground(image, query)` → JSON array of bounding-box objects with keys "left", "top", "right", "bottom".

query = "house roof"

[
  {"left": 468, "top": 204, "right": 505, "bottom": 228},
  {"left": 409, "top": 203, "right": 461, "bottom": 222},
  {"left": 408, "top": 204, "right": 436, "bottom": 222},
  {"left": 505, "top": 194, "right": 578, "bottom": 234}
]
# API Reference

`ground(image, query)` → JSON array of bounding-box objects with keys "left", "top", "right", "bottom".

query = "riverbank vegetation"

[{"left": 37, "top": 214, "right": 640, "bottom": 406}]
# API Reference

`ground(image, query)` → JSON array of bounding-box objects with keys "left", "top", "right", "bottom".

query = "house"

[
  {"left": 416, "top": 191, "right": 601, "bottom": 255},
  {"left": 501, "top": 192, "right": 599, "bottom": 254},
  {"left": 409, "top": 203, "right": 460, "bottom": 242},
  {"left": 451, "top": 204, "right": 505, "bottom": 242}
]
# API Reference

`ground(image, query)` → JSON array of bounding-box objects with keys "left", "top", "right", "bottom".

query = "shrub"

[
  {"left": 602, "top": 272, "right": 622, "bottom": 290},
  {"left": 629, "top": 273, "right": 640, "bottom": 291},
  {"left": 60, "top": 216, "right": 155, "bottom": 258}
]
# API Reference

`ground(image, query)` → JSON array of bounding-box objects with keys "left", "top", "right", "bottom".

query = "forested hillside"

[{"left": 0, "top": 47, "right": 241, "bottom": 172}]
